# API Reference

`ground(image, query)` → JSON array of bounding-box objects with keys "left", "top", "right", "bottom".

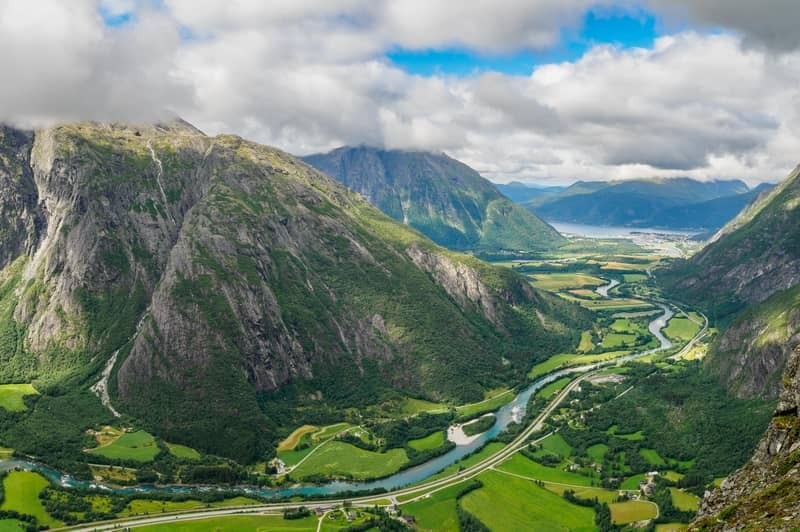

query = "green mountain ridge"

[
  {"left": 522, "top": 177, "right": 759, "bottom": 231},
  {"left": 0, "top": 123, "right": 588, "bottom": 464},
  {"left": 303, "top": 146, "right": 565, "bottom": 252},
  {"left": 664, "top": 164, "right": 800, "bottom": 529}
]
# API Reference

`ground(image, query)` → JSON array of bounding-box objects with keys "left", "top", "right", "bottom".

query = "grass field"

[
  {"left": 530, "top": 273, "right": 606, "bottom": 291},
  {"left": 89, "top": 464, "right": 137, "bottom": 483},
  {"left": 587, "top": 443, "right": 609, "bottom": 464},
  {"left": 661, "top": 470, "right": 685, "bottom": 482},
  {"left": 601, "top": 332, "right": 639, "bottom": 349},
  {"left": 670, "top": 488, "right": 700, "bottom": 511},
  {"left": 606, "top": 425, "right": 645, "bottom": 441},
  {"left": 311, "top": 423, "right": 351, "bottom": 441},
  {"left": 455, "top": 388, "right": 513, "bottom": 419},
  {"left": 620, "top": 473, "right": 648, "bottom": 490},
  {"left": 122, "top": 496, "right": 261, "bottom": 517},
  {"left": 0, "top": 447, "right": 12, "bottom": 459},
  {"left": 569, "top": 289, "right": 602, "bottom": 300},
  {"left": 0, "top": 471, "right": 62, "bottom": 528},
  {"left": 536, "top": 377, "right": 572, "bottom": 399},
  {"left": 0, "top": 519, "right": 26, "bottom": 531},
  {"left": 289, "top": 441, "right": 407, "bottom": 480},
  {"left": 133, "top": 514, "right": 318, "bottom": 531},
  {"left": 0, "top": 383, "right": 38, "bottom": 412},
  {"left": 408, "top": 431, "right": 445, "bottom": 452},
  {"left": 397, "top": 397, "right": 447, "bottom": 415},
  {"left": 640, "top": 448, "right": 666, "bottom": 466},
  {"left": 664, "top": 316, "right": 701, "bottom": 342},
  {"left": 656, "top": 524, "right": 688, "bottom": 532},
  {"left": 573, "top": 297, "right": 653, "bottom": 311},
  {"left": 529, "top": 354, "right": 576, "bottom": 378},
  {"left": 86, "top": 430, "right": 159, "bottom": 462},
  {"left": 496, "top": 454, "right": 594, "bottom": 486},
  {"left": 577, "top": 330, "right": 594, "bottom": 352},
  {"left": 404, "top": 481, "right": 469, "bottom": 531},
  {"left": 623, "top": 273, "right": 648, "bottom": 283},
  {"left": 543, "top": 482, "right": 619, "bottom": 503},
  {"left": 536, "top": 433, "right": 572, "bottom": 457},
  {"left": 165, "top": 442, "right": 201, "bottom": 460},
  {"left": 278, "top": 425, "right": 318, "bottom": 452},
  {"left": 610, "top": 500, "right": 658, "bottom": 524},
  {"left": 461, "top": 470, "right": 595, "bottom": 531}
]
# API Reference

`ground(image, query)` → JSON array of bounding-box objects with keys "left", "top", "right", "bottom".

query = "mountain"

[
  {"left": 658, "top": 165, "right": 800, "bottom": 529},
  {"left": 493, "top": 181, "right": 565, "bottom": 204},
  {"left": 302, "top": 146, "right": 565, "bottom": 252},
  {"left": 0, "top": 123, "right": 588, "bottom": 464},
  {"left": 525, "top": 177, "right": 757, "bottom": 231}
]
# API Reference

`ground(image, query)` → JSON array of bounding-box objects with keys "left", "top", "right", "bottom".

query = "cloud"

[
  {"left": 0, "top": 0, "right": 799, "bottom": 186},
  {"left": 649, "top": 0, "right": 800, "bottom": 52}
]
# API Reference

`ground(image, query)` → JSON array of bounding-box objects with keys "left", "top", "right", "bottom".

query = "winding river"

[{"left": 0, "top": 279, "right": 674, "bottom": 499}]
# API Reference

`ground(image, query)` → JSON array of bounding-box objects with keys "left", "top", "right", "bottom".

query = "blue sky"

[{"left": 388, "top": 6, "right": 662, "bottom": 76}]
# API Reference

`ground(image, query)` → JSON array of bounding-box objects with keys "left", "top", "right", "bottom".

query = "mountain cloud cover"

[{"left": 1, "top": 0, "right": 799, "bottom": 184}]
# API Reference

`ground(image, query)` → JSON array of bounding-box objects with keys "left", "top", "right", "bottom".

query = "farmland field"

[
  {"left": 640, "top": 447, "right": 666, "bottom": 466},
  {"left": 455, "top": 387, "right": 513, "bottom": 419},
  {"left": 0, "top": 383, "right": 38, "bottom": 412},
  {"left": 609, "top": 500, "right": 658, "bottom": 523},
  {"left": 408, "top": 431, "right": 445, "bottom": 451},
  {"left": 587, "top": 443, "right": 609, "bottom": 463},
  {"left": 166, "top": 442, "right": 201, "bottom": 460},
  {"left": 536, "top": 433, "right": 573, "bottom": 457},
  {"left": 578, "top": 330, "right": 594, "bottom": 352},
  {"left": 664, "top": 316, "right": 702, "bottom": 342},
  {"left": 397, "top": 397, "right": 447, "bottom": 415},
  {"left": 543, "top": 483, "right": 619, "bottom": 503},
  {"left": 289, "top": 441, "right": 407, "bottom": 480},
  {"left": 536, "top": 377, "right": 572, "bottom": 399},
  {"left": 670, "top": 487, "right": 700, "bottom": 511},
  {"left": 461, "top": 470, "right": 595, "bottom": 531},
  {"left": 530, "top": 273, "right": 606, "bottom": 291},
  {"left": 278, "top": 425, "right": 318, "bottom": 452},
  {"left": 86, "top": 430, "right": 159, "bottom": 462},
  {"left": 0, "top": 471, "right": 62, "bottom": 528},
  {"left": 403, "top": 480, "right": 468, "bottom": 531},
  {"left": 496, "top": 453, "right": 594, "bottom": 486},
  {"left": 620, "top": 473, "right": 648, "bottom": 490}
]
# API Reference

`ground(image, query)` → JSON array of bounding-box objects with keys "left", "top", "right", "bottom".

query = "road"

[
  {"left": 63, "top": 297, "right": 704, "bottom": 531},
  {"left": 63, "top": 372, "right": 594, "bottom": 531}
]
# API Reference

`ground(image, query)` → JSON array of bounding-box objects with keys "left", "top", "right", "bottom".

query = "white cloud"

[{"left": 0, "top": 0, "right": 799, "bottom": 185}]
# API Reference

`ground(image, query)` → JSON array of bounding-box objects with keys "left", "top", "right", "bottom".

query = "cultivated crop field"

[
  {"left": 289, "top": 441, "right": 407, "bottom": 480},
  {"left": 460, "top": 470, "right": 596, "bottom": 531},
  {"left": 86, "top": 430, "right": 159, "bottom": 462},
  {"left": 134, "top": 514, "right": 318, "bottom": 531},
  {"left": 0, "top": 383, "right": 37, "bottom": 412},
  {"left": 530, "top": 273, "right": 607, "bottom": 291},
  {"left": 610, "top": 500, "right": 658, "bottom": 524},
  {"left": 0, "top": 471, "right": 62, "bottom": 528},
  {"left": 407, "top": 430, "right": 445, "bottom": 451}
]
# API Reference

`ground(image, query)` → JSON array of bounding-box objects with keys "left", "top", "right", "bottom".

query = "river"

[{"left": 0, "top": 280, "right": 674, "bottom": 499}]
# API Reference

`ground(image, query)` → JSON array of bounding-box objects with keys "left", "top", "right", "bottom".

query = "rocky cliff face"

[
  {"left": 693, "top": 346, "right": 800, "bottom": 530},
  {"left": 662, "top": 165, "right": 800, "bottom": 400},
  {"left": 679, "top": 164, "right": 800, "bottom": 529},
  {"left": 303, "top": 146, "right": 565, "bottom": 252},
  {"left": 0, "top": 122, "right": 586, "bottom": 461}
]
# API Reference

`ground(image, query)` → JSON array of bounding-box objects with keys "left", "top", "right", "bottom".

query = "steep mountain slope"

[
  {"left": 526, "top": 177, "right": 754, "bottom": 230},
  {"left": 658, "top": 166, "right": 800, "bottom": 529},
  {"left": 662, "top": 166, "right": 800, "bottom": 401},
  {"left": 302, "top": 146, "right": 565, "bottom": 252},
  {"left": 0, "top": 122, "right": 587, "bottom": 463}
]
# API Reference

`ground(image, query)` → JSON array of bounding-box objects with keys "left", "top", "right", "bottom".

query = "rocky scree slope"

[
  {"left": 303, "top": 146, "right": 565, "bottom": 252},
  {"left": 0, "top": 122, "right": 587, "bottom": 462}
]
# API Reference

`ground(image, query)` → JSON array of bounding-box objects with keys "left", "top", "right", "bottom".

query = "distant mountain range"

[
  {"left": 497, "top": 178, "right": 774, "bottom": 232},
  {"left": 303, "top": 147, "right": 565, "bottom": 252}
]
